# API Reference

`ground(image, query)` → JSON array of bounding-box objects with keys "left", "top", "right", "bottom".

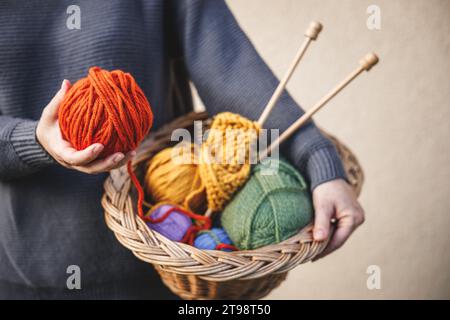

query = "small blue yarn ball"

[{"left": 194, "top": 228, "right": 233, "bottom": 251}]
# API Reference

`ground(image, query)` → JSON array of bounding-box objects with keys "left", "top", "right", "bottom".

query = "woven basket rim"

[{"left": 102, "top": 111, "right": 364, "bottom": 282}]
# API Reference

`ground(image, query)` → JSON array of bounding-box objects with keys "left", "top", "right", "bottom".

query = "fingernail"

[
  {"left": 61, "top": 79, "right": 67, "bottom": 90},
  {"left": 93, "top": 144, "right": 103, "bottom": 154},
  {"left": 314, "top": 230, "right": 324, "bottom": 240},
  {"left": 113, "top": 154, "right": 124, "bottom": 163},
  {"left": 130, "top": 151, "right": 137, "bottom": 157}
]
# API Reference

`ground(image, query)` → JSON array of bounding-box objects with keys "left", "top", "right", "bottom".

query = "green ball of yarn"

[{"left": 221, "top": 158, "right": 313, "bottom": 250}]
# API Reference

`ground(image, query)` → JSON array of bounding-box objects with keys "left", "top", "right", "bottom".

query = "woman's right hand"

[{"left": 36, "top": 80, "right": 136, "bottom": 174}]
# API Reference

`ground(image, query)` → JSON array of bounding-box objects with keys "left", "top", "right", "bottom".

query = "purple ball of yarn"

[
  {"left": 194, "top": 228, "right": 233, "bottom": 251},
  {"left": 146, "top": 204, "right": 192, "bottom": 242}
]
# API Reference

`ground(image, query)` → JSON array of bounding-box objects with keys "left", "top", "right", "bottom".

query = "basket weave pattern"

[{"left": 102, "top": 112, "right": 364, "bottom": 299}]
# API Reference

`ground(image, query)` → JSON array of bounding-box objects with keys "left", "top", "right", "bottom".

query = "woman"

[{"left": 0, "top": 0, "right": 364, "bottom": 299}]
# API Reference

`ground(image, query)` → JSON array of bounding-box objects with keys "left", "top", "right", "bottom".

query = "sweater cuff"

[
  {"left": 306, "top": 146, "right": 347, "bottom": 190},
  {"left": 10, "top": 121, "right": 54, "bottom": 168}
]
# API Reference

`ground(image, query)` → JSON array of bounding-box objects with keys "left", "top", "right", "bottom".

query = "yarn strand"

[
  {"left": 127, "top": 161, "right": 146, "bottom": 220},
  {"left": 128, "top": 160, "right": 212, "bottom": 245},
  {"left": 215, "top": 243, "right": 238, "bottom": 251}
]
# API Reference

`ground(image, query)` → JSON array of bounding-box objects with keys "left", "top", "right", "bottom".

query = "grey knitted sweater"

[{"left": 0, "top": 0, "right": 346, "bottom": 299}]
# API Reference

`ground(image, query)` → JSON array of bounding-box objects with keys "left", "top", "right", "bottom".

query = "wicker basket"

[{"left": 101, "top": 111, "right": 364, "bottom": 300}]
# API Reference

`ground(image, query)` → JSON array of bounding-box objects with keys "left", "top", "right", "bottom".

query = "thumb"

[
  {"left": 313, "top": 201, "right": 334, "bottom": 241},
  {"left": 42, "top": 79, "right": 71, "bottom": 121}
]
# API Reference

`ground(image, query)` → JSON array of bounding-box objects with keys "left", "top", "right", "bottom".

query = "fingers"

[
  {"left": 42, "top": 79, "right": 71, "bottom": 121},
  {"left": 313, "top": 206, "right": 365, "bottom": 261},
  {"left": 313, "top": 201, "right": 334, "bottom": 241},
  {"left": 75, "top": 153, "right": 124, "bottom": 174},
  {"left": 58, "top": 143, "right": 104, "bottom": 166},
  {"left": 318, "top": 217, "right": 354, "bottom": 258},
  {"left": 74, "top": 150, "right": 136, "bottom": 174},
  {"left": 111, "top": 150, "right": 137, "bottom": 169},
  {"left": 54, "top": 137, "right": 136, "bottom": 173}
]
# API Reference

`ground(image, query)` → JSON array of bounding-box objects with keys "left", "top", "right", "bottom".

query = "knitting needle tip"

[
  {"left": 305, "top": 21, "right": 323, "bottom": 40},
  {"left": 360, "top": 53, "right": 379, "bottom": 71}
]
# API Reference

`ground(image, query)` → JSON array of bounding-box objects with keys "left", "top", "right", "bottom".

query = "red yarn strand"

[
  {"left": 127, "top": 161, "right": 146, "bottom": 220},
  {"left": 147, "top": 204, "right": 212, "bottom": 245},
  {"left": 215, "top": 243, "right": 238, "bottom": 251},
  {"left": 127, "top": 162, "right": 212, "bottom": 245}
]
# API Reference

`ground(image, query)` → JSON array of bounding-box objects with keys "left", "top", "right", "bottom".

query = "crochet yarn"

[
  {"left": 144, "top": 145, "right": 206, "bottom": 214},
  {"left": 146, "top": 204, "right": 192, "bottom": 242},
  {"left": 59, "top": 66, "right": 153, "bottom": 157},
  {"left": 221, "top": 158, "right": 313, "bottom": 250},
  {"left": 199, "top": 112, "right": 260, "bottom": 212},
  {"left": 194, "top": 228, "right": 237, "bottom": 252}
]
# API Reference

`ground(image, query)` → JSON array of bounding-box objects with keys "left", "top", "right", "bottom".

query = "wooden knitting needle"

[
  {"left": 204, "top": 22, "right": 322, "bottom": 218},
  {"left": 257, "top": 21, "right": 323, "bottom": 127},
  {"left": 260, "top": 53, "right": 379, "bottom": 160},
  {"left": 205, "top": 53, "right": 378, "bottom": 218}
]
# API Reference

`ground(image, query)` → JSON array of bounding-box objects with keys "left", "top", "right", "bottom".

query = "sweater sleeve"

[
  {"left": 0, "top": 116, "right": 54, "bottom": 180},
  {"left": 172, "top": 0, "right": 347, "bottom": 189}
]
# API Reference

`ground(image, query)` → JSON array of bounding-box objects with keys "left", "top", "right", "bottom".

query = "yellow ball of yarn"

[{"left": 144, "top": 145, "right": 206, "bottom": 213}]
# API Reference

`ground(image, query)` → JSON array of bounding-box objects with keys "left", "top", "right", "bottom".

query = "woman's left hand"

[{"left": 311, "top": 178, "right": 365, "bottom": 259}]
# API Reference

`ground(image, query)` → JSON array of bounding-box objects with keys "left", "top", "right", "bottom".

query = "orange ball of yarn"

[{"left": 59, "top": 67, "right": 153, "bottom": 157}]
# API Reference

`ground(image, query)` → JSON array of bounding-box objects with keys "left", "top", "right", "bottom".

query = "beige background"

[{"left": 194, "top": 0, "right": 450, "bottom": 299}]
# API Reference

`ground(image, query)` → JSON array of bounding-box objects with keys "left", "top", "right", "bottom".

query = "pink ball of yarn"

[{"left": 146, "top": 204, "right": 192, "bottom": 242}]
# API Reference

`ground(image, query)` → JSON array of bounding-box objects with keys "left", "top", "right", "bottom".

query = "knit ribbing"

[
  {"left": 10, "top": 120, "right": 54, "bottom": 168},
  {"left": 307, "top": 146, "right": 347, "bottom": 189}
]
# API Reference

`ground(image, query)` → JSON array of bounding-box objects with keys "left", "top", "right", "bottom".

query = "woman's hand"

[
  {"left": 311, "top": 178, "right": 365, "bottom": 259},
  {"left": 36, "top": 80, "right": 136, "bottom": 174}
]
